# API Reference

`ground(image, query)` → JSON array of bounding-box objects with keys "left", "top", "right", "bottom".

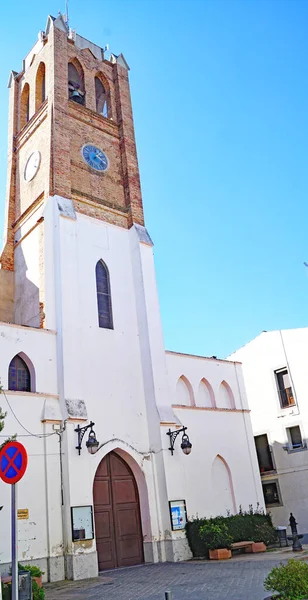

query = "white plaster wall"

[
  {"left": 161, "top": 352, "right": 264, "bottom": 557},
  {"left": 229, "top": 328, "right": 308, "bottom": 533},
  {"left": 14, "top": 206, "right": 43, "bottom": 328},
  {"left": 50, "top": 208, "right": 172, "bottom": 570},
  {"left": 0, "top": 323, "right": 62, "bottom": 576}
]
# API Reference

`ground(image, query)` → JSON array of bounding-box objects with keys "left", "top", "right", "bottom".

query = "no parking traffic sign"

[{"left": 0, "top": 441, "right": 28, "bottom": 484}]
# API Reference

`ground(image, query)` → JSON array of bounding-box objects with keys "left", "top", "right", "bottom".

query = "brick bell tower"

[{"left": 1, "top": 13, "right": 145, "bottom": 327}]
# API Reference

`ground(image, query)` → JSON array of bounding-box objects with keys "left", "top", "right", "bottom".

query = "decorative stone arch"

[
  {"left": 68, "top": 58, "right": 85, "bottom": 104},
  {"left": 217, "top": 380, "right": 235, "bottom": 409},
  {"left": 198, "top": 378, "right": 215, "bottom": 408},
  {"left": 35, "top": 62, "right": 46, "bottom": 111},
  {"left": 20, "top": 83, "right": 30, "bottom": 129},
  {"left": 175, "top": 375, "right": 195, "bottom": 406},
  {"left": 8, "top": 351, "right": 36, "bottom": 392},
  {"left": 211, "top": 454, "right": 236, "bottom": 515},
  {"left": 94, "top": 72, "right": 111, "bottom": 118}
]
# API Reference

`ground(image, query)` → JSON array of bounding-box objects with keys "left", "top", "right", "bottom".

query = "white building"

[
  {"left": 0, "top": 14, "right": 264, "bottom": 581},
  {"left": 229, "top": 328, "right": 308, "bottom": 534}
]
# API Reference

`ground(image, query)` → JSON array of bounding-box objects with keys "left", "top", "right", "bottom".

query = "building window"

[
  {"left": 286, "top": 426, "right": 306, "bottom": 451},
  {"left": 275, "top": 368, "right": 295, "bottom": 409},
  {"left": 96, "top": 260, "right": 113, "bottom": 329},
  {"left": 262, "top": 480, "right": 282, "bottom": 507},
  {"left": 254, "top": 434, "right": 275, "bottom": 473},
  {"left": 8, "top": 355, "right": 30, "bottom": 392},
  {"left": 68, "top": 61, "right": 85, "bottom": 105},
  {"left": 95, "top": 76, "right": 108, "bottom": 117}
]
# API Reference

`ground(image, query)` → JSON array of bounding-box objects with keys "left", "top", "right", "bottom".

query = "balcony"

[{"left": 278, "top": 387, "right": 295, "bottom": 409}]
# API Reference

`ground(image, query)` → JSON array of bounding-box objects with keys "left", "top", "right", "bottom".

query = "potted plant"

[
  {"left": 199, "top": 522, "right": 232, "bottom": 560},
  {"left": 264, "top": 559, "right": 308, "bottom": 599},
  {"left": 21, "top": 564, "right": 44, "bottom": 589}
]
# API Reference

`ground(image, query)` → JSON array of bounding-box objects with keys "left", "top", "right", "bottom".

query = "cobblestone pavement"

[{"left": 45, "top": 559, "right": 286, "bottom": 600}]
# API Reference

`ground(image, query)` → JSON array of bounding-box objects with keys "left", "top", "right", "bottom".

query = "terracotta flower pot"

[
  {"left": 32, "top": 575, "right": 42, "bottom": 588},
  {"left": 209, "top": 548, "right": 231, "bottom": 560}
]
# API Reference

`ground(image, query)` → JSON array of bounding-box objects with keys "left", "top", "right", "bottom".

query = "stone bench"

[{"left": 231, "top": 541, "right": 266, "bottom": 553}]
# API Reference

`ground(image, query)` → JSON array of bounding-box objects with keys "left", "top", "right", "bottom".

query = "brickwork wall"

[{"left": 0, "top": 18, "right": 146, "bottom": 324}]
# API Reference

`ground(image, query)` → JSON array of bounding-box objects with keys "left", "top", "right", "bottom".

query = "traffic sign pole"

[
  {"left": 11, "top": 483, "right": 18, "bottom": 600},
  {"left": 0, "top": 441, "right": 28, "bottom": 600}
]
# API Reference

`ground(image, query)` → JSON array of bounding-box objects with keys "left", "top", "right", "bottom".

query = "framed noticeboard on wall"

[
  {"left": 71, "top": 506, "right": 94, "bottom": 541},
  {"left": 169, "top": 499, "right": 187, "bottom": 531}
]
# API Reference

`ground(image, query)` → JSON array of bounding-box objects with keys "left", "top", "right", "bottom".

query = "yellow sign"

[{"left": 17, "top": 509, "right": 29, "bottom": 520}]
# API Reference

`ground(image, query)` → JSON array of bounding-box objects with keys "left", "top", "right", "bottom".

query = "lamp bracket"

[
  {"left": 75, "top": 421, "right": 95, "bottom": 455},
  {"left": 166, "top": 426, "right": 187, "bottom": 455}
]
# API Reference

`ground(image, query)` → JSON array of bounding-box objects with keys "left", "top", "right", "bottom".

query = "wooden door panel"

[
  {"left": 110, "top": 453, "right": 130, "bottom": 476},
  {"left": 118, "top": 537, "right": 143, "bottom": 563},
  {"left": 96, "top": 540, "right": 115, "bottom": 570},
  {"left": 116, "top": 507, "right": 140, "bottom": 537},
  {"left": 94, "top": 510, "right": 113, "bottom": 539},
  {"left": 113, "top": 479, "right": 137, "bottom": 504},
  {"left": 93, "top": 480, "right": 111, "bottom": 505}
]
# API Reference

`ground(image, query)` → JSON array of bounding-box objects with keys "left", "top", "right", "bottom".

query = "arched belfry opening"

[
  {"left": 35, "top": 62, "right": 46, "bottom": 111},
  {"left": 93, "top": 451, "right": 144, "bottom": 570},
  {"left": 20, "top": 83, "right": 30, "bottom": 129},
  {"left": 95, "top": 76, "right": 109, "bottom": 118},
  {"left": 68, "top": 60, "right": 85, "bottom": 105}
]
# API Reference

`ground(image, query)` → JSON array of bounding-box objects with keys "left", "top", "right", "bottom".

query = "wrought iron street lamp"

[
  {"left": 166, "top": 426, "right": 192, "bottom": 456},
  {"left": 75, "top": 422, "right": 99, "bottom": 455}
]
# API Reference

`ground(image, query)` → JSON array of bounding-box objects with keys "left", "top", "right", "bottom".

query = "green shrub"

[
  {"left": 1, "top": 582, "right": 11, "bottom": 600},
  {"left": 199, "top": 522, "right": 232, "bottom": 550},
  {"left": 186, "top": 505, "right": 277, "bottom": 557},
  {"left": 264, "top": 560, "right": 308, "bottom": 600},
  {"left": 32, "top": 579, "right": 45, "bottom": 600},
  {"left": 20, "top": 563, "right": 44, "bottom": 578}
]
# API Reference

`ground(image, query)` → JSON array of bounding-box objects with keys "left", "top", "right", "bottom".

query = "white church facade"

[{"left": 0, "top": 14, "right": 264, "bottom": 581}]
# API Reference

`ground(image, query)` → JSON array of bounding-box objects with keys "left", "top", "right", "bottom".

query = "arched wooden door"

[{"left": 93, "top": 452, "right": 144, "bottom": 570}]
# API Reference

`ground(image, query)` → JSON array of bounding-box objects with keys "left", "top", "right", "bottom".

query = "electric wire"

[{"left": 1, "top": 388, "right": 59, "bottom": 439}]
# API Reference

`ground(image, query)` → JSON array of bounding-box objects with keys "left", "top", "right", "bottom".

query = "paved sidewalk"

[{"left": 45, "top": 558, "right": 292, "bottom": 600}]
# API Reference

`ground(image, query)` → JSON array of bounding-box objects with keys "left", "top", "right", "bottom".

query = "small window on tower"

[
  {"left": 95, "top": 77, "right": 108, "bottom": 118},
  {"left": 68, "top": 61, "right": 85, "bottom": 105}
]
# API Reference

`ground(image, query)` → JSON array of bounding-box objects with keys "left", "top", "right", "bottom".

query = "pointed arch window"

[
  {"left": 68, "top": 61, "right": 85, "bottom": 105},
  {"left": 20, "top": 83, "right": 30, "bottom": 129},
  {"left": 96, "top": 260, "right": 113, "bottom": 329},
  {"left": 35, "top": 62, "right": 46, "bottom": 111},
  {"left": 8, "top": 355, "right": 31, "bottom": 392},
  {"left": 95, "top": 76, "right": 108, "bottom": 117}
]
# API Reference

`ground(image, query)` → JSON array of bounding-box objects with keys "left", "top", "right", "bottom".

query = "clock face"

[
  {"left": 24, "top": 151, "right": 41, "bottom": 182},
  {"left": 82, "top": 144, "right": 109, "bottom": 172}
]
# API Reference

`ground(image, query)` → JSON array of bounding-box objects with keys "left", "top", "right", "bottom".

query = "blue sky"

[{"left": 0, "top": 0, "right": 307, "bottom": 358}]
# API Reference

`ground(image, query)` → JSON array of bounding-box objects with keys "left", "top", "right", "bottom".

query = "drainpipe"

[{"left": 279, "top": 330, "right": 300, "bottom": 415}]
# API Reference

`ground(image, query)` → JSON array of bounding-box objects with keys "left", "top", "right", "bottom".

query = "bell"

[{"left": 70, "top": 89, "right": 83, "bottom": 103}]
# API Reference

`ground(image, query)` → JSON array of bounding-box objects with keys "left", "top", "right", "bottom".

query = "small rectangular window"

[
  {"left": 287, "top": 426, "right": 303, "bottom": 449},
  {"left": 262, "top": 481, "right": 282, "bottom": 507},
  {"left": 275, "top": 368, "right": 295, "bottom": 409},
  {"left": 254, "top": 434, "right": 275, "bottom": 473}
]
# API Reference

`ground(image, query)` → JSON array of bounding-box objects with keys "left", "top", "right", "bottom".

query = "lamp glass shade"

[
  {"left": 181, "top": 434, "right": 192, "bottom": 456},
  {"left": 86, "top": 431, "right": 99, "bottom": 454}
]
